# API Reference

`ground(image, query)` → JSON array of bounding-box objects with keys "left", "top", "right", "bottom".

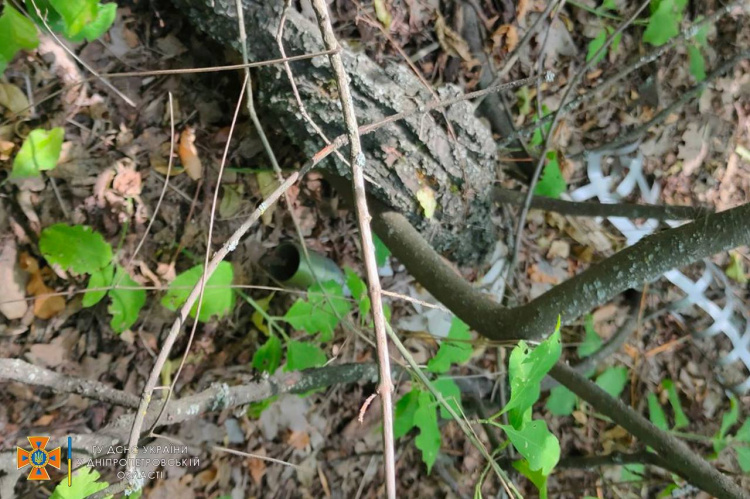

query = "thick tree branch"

[{"left": 549, "top": 362, "right": 747, "bottom": 499}]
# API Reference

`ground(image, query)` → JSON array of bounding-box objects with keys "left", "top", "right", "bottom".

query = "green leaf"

[
  {"left": 595, "top": 366, "right": 628, "bottom": 398},
  {"left": 735, "top": 446, "right": 750, "bottom": 473},
  {"left": 621, "top": 463, "right": 645, "bottom": 482},
  {"left": 82, "top": 263, "right": 114, "bottom": 307},
  {"left": 284, "top": 340, "right": 327, "bottom": 371},
  {"left": 69, "top": 2, "right": 116, "bottom": 42},
  {"left": 50, "top": 463, "right": 110, "bottom": 499},
  {"left": 247, "top": 396, "right": 277, "bottom": 418},
  {"left": 283, "top": 280, "right": 351, "bottom": 340},
  {"left": 25, "top": 0, "right": 66, "bottom": 33},
  {"left": 394, "top": 389, "right": 420, "bottom": 439},
  {"left": 427, "top": 317, "right": 473, "bottom": 373},
  {"left": 688, "top": 45, "right": 706, "bottom": 82},
  {"left": 662, "top": 379, "right": 689, "bottom": 429},
  {"left": 735, "top": 419, "right": 750, "bottom": 443},
  {"left": 161, "top": 261, "right": 235, "bottom": 322},
  {"left": 545, "top": 385, "right": 577, "bottom": 416},
  {"left": 516, "top": 86, "right": 532, "bottom": 116},
  {"left": 725, "top": 252, "right": 747, "bottom": 284},
  {"left": 501, "top": 318, "right": 561, "bottom": 421},
  {"left": 501, "top": 420, "right": 560, "bottom": 475},
  {"left": 586, "top": 28, "right": 607, "bottom": 64},
  {"left": 647, "top": 393, "right": 669, "bottom": 431},
  {"left": 373, "top": 234, "right": 390, "bottom": 267},
  {"left": 534, "top": 151, "right": 566, "bottom": 199},
  {"left": 599, "top": 0, "right": 617, "bottom": 11},
  {"left": 414, "top": 391, "right": 440, "bottom": 473},
  {"left": 11, "top": 127, "right": 64, "bottom": 178},
  {"left": 252, "top": 335, "right": 282, "bottom": 374},
  {"left": 643, "top": 0, "right": 683, "bottom": 47},
  {"left": 512, "top": 459, "right": 548, "bottom": 499},
  {"left": 345, "top": 268, "right": 370, "bottom": 319},
  {"left": 578, "top": 314, "right": 602, "bottom": 358},
  {"left": 40, "top": 223, "right": 112, "bottom": 275},
  {"left": 108, "top": 266, "right": 145, "bottom": 333},
  {"left": 693, "top": 22, "right": 709, "bottom": 46},
  {"left": 433, "top": 377, "right": 462, "bottom": 420},
  {"left": 714, "top": 396, "right": 739, "bottom": 453},
  {"left": 0, "top": 5, "right": 39, "bottom": 73},
  {"left": 49, "top": 0, "right": 99, "bottom": 39}
]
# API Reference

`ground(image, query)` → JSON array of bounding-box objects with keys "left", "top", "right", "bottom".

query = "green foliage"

[
  {"left": 594, "top": 366, "right": 628, "bottom": 398},
  {"left": 161, "top": 262, "right": 235, "bottom": 322},
  {"left": 413, "top": 391, "right": 441, "bottom": 473},
  {"left": 427, "top": 317, "right": 472, "bottom": 373},
  {"left": 648, "top": 392, "right": 669, "bottom": 431},
  {"left": 108, "top": 266, "right": 145, "bottom": 333},
  {"left": 283, "top": 280, "right": 351, "bottom": 341},
  {"left": 661, "top": 379, "right": 689, "bottom": 429},
  {"left": 534, "top": 151, "right": 566, "bottom": 199},
  {"left": 82, "top": 263, "right": 114, "bottom": 307},
  {"left": 252, "top": 335, "right": 282, "bottom": 374},
  {"left": 714, "top": 396, "right": 739, "bottom": 453},
  {"left": 345, "top": 267, "right": 371, "bottom": 321},
  {"left": 11, "top": 128, "right": 65, "bottom": 178},
  {"left": 687, "top": 45, "right": 706, "bottom": 81},
  {"left": 27, "top": 0, "right": 116, "bottom": 42},
  {"left": 285, "top": 340, "right": 327, "bottom": 371},
  {"left": 500, "top": 420, "right": 560, "bottom": 476},
  {"left": 50, "top": 467, "right": 110, "bottom": 499},
  {"left": 578, "top": 314, "right": 602, "bottom": 358},
  {"left": 0, "top": 5, "right": 39, "bottom": 74},
  {"left": 586, "top": 26, "right": 620, "bottom": 65},
  {"left": 643, "top": 0, "right": 687, "bottom": 46},
  {"left": 545, "top": 384, "right": 577, "bottom": 416},
  {"left": 40, "top": 223, "right": 112, "bottom": 274},
  {"left": 512, "top": 459, "right": 548, "bottom": 499},
  {"left": 373, "top": 234, "right": 391, "bottom": 267},
  {"left": 432, "top": 377, "right": 461, "bottom": 420},
  {"left": 530, "top": 105, "right": 552, "bottom": 147}
]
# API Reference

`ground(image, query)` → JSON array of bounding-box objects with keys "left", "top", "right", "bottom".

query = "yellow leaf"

[
  {"left": 0, "top": 83, "right": 30, "bottom": 117},
  {"left": 416, "top": 186, "right": 437, "bottom": 219},
  {"left": 374, "top": 0, "right": 392, "bottom": 30},
  {"left": 251, "top": 292, "right": 275, "bottom": 336}
]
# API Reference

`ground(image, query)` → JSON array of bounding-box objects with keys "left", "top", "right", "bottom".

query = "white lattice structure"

[{"left": 569, "top": 144, "right": 750, "bottom": 393}]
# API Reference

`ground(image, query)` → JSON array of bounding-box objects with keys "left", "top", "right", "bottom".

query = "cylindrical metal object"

[{"left": 262, "top": 242, "right": 344, "bottom": 289}]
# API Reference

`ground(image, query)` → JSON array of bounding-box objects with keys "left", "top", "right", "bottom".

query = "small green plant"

[
  {"left": 50, "top": 467, "right": 111, "bottom": 499},
  {"left": 534, "top": 151, "right": 566, "bottom": 199},
  {"left": 10, "top": 127, "right": 65, "bottom": 179}
]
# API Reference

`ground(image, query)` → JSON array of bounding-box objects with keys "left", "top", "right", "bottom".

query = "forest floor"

[{"left": 1, "top": 0, "right": 750, "bottom": 497}]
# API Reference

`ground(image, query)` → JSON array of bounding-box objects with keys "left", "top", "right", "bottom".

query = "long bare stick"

[{"left": 308, "top": 1, "right": 396, "bottom": 496}]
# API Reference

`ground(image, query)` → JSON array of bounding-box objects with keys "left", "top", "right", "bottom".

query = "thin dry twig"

[{"left": 308, "top": 0, "right": 396, "bottom": 496}]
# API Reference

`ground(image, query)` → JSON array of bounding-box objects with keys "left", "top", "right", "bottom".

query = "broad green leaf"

[
  {"left": 714, "top": 396, "right": 739, "bottom": 453},
  {"left": 284, "top": 340, "right": 327, "bottom": 371},
  {"left": 40, "top": 223, "right": 112, "bottom": 275},
  {"left": 11, "top": 127, "right": 64, "bottom": 178},
  {"left": 433, "top": 377, "right": 462, "bottom": 420},
  {"left": 108, "top": 266, "right": 145, "bottom": 333},
  {"left": 394, "top": 389, "right": 420, "bottom": 438},
  {"left": 534, "top": 151, "right": 566, "bottom": 199},
  {"left": 247, "top": 396, "right": 277, "bottom": 418},
  {"left": 345, "top": 268, "right": 370, "bottom": 319},
  {"left": 662, "top": 380, "right": 689, "bottom": 429},
  {"left": 25, "top": 0, "right": 66, "bottom": 33},
  {"left": 50, "top": 467, "right": 110, "bottom": 499},
  {"left": 501, "top": 420, "right": 560, "bottom": 475},
  {"left": 735, "top": 446, "right": 750, "bottom": 473},
  {"left": 0, "top": 5, "right": 39, "bottom": 73},
  {"left": 586, "top": 29, "right": 607, "bottom": 64},
  {"left": 688, "top": 45, "right": 706, "bottom": 82},
  {"left": 735, "top": 419, "right": 750, "bottom": 443},
  {"left": 578, "top": 314, "right": 602, "bottom": 358},
  {"left": 595, "top": 366, "right": 628, "bottom": 398},
  {"left": 284, "top": 280, "right": 351, "bottom": 340},
  {"left": 414, "top": 391, "right": 440, "bottom": 473},
  {"left": 512, "top": 459, "right": 548, "bottom": 499},
  {"left": 621, "top": 463, "right": 645, "bottom": 482},
  {"left": 647, "top": 393, "right": 669, "bottom": 431},
  {"left": 643, "top": 0, "right": 683, "bottom": 47},
  {"left": 545, "top": 385, "right": 577, "bottom": 416},
  {"left": 372, "top": 234, "right": 390, "bottom": 267},
  {"left": 427, "top": 317, "right": 473, "bottom": 373},
  {"left": 501, "top": 318, "right": 561, "bottom": 420},
  {"left": 70, "top": 2, "right": 116, "bottom": 42},
  {"left": 49, "top": 0, "right": 99, "bottom": 39},
  {"left": 161, "top": 261, "right": 235, "bottom": 322},
  {"left": 252, "top": 335, "right": 282, "bottom": 374},
  {"left": 83, "top": 263, "right": 114, "bottom": 307}
]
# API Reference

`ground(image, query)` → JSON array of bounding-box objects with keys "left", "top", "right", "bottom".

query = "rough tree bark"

[{"left": 171, "top": 0, "right": 499, "bottom": 263}]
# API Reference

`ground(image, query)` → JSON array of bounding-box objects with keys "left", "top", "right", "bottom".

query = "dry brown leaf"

[
  {"left": 287, "top": 430, "right": 310, "bottom": 450},
  {"left": 112, "top": 159, "right": 142, "bottom": 197},
  {"left": 19, "top": 252, "right": 65, "bottom": 319},
  {"left": 435, "top": 13, "right": 473, "bottom": 62},
  {"left": 491, "top": 24, "right": 518, "bottom": 52},
  {"left": 0, "top": 83, "right": 30, "bottom": 117},
  {"left": 528, "top": 264, "right": 559, "bottom": 284},
  {"left": 247, "top": 449, "right": 267, "bottom": 486},
  {"left": 516, "top": 0, "right": 529, "bottom": 22},
  {"left": 178, "top": 127, "right": 203, "bottom": 180},
  {"left": 0, "top": 140, "right": 14, "bottom": 161},
  {"left": 0, "top": 237, "right": 28, "bottom": 320}
]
